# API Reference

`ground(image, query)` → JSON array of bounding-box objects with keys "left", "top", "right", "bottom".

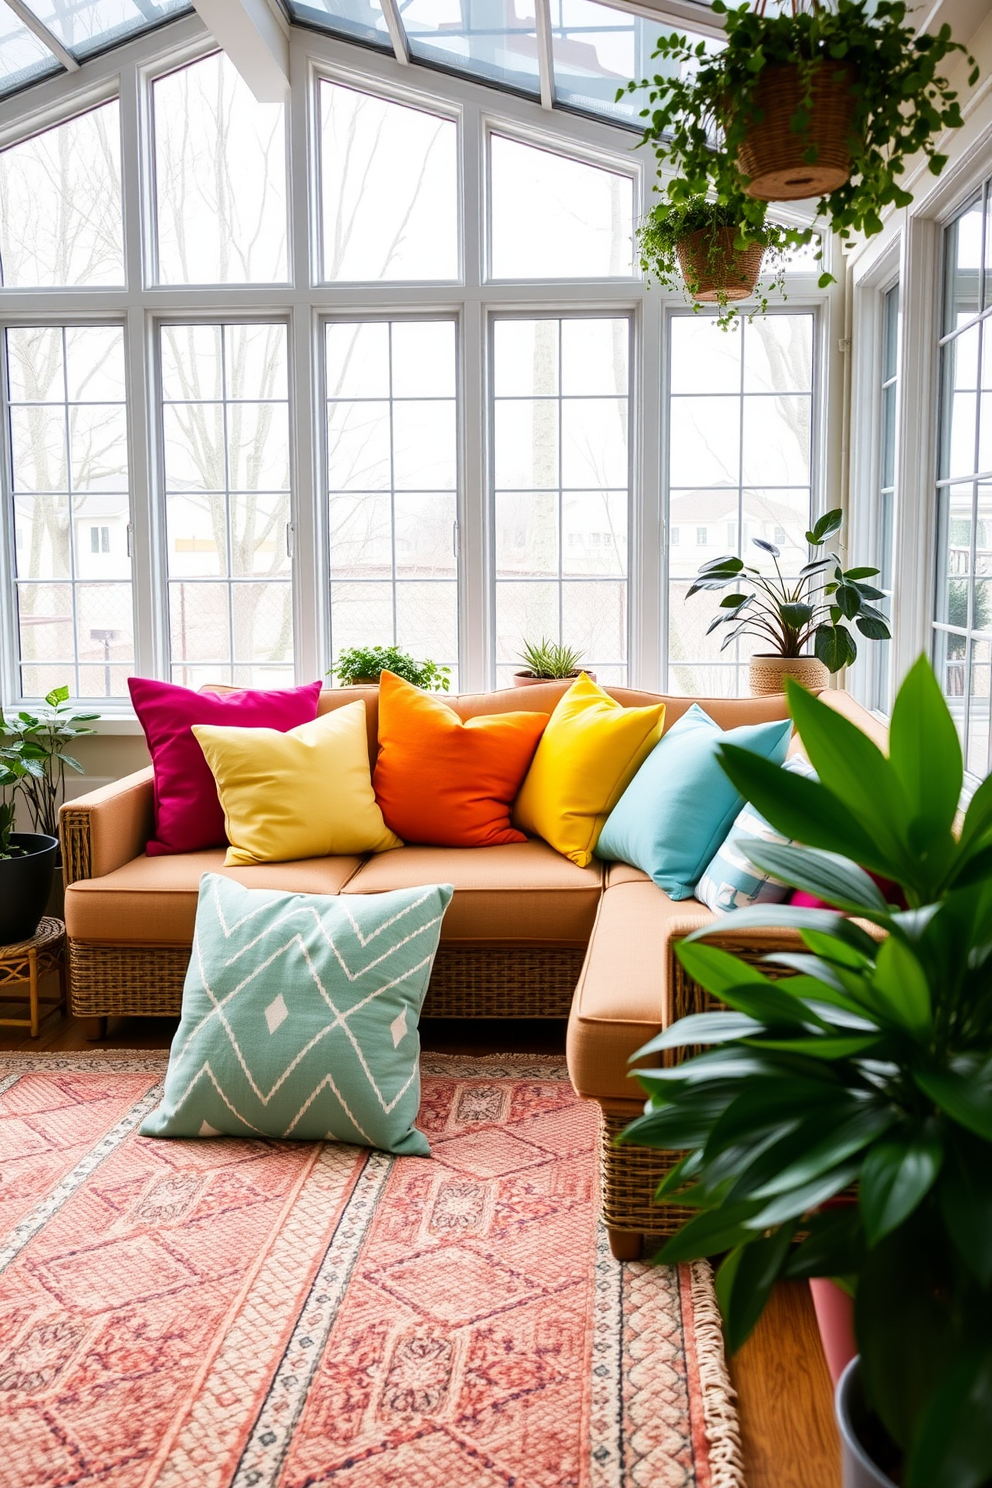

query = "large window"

[
  {"left": 667, "top": 312, "right": 815, "bottom": 696},
  {"left": 934, "top": 187, "right": 992, "bottom": 777},
  {"left": 0, "top": 27, "right": 828, "bottom": 705}
]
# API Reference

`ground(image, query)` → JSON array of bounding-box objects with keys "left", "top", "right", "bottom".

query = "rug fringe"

[{"left": 689, "top": 1259, "right": 748, "bottom": 1488}]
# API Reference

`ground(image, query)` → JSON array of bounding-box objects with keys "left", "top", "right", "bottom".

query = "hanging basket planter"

[
  {"left": 736, "top": 61, "right": 858, "bottom": 202},
  {"left": 676, "top": 227, "right": 765, "bottom": 303}
]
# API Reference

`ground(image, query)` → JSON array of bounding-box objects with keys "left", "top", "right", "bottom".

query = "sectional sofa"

[{"left": 60, "top": 680, "right": 888, "bottom": 1257}]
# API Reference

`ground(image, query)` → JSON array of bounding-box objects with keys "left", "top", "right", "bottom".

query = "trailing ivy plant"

[
  {"left": 621, "top": 0, "right": 978, "bottom": 280},
  {"left": 687, "top": 507, "right": 891, "bottom": 672},
  {"left": 619, "top": 660, "right": 992, "bottom": 1488},
  {"left": 329, "top": 645, "right": 451, "bottom": 692},
  {"left": 637, "top": 195, "right": 813, "bottom": 328}
]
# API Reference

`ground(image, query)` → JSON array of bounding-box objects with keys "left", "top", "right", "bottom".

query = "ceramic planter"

[
  {"left": 749, "top": 654, "right": 829, "bottom": 696},
  {"left": 836, "top": 1359, "right": 898, "bottom": 1488},
  {"left": 809, "top": 1278, "right": 857, "bottom": 1387},
  {"left": 736, "top": 62, "right": 857, "bottom": 202},
  {"left": 676, "top": 227, "right": 765, "bottom": 303},
  {"left": 512, "top": 671, "right": 595, "bottom": 688},
  {"left": 0, "top": 833, "right": 59, "bottom": 945}
]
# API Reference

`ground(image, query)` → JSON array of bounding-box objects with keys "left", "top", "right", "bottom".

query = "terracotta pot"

[
  {"left": 676, "top": 227, "right": 765, "bottom": 303},
  {"left": 836, "top": 1359, "right": 899, "bottom": 1488},
  {"left": 810, "top": 1278, "right": 857, "bottom": 1387},
  {"left": 749, "top": 654, "right": 828, "bottom": 696},
  {"left": 512, "top": 670, "right": 595, "bottom": 688},
  {"left": 736, "top": 62, "right": 857, "bottom": 202}
]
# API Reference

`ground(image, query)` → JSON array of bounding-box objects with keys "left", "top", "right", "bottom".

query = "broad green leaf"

[
  {"left": 745, "top": 1033, "right": 881, "bottom": 1059},
  {"left": 783, "top": 1204, "right": 863, "bottom": 1279},
  {"left": 871, "top": 935, "right": 932, "bottom": 1035},
  {"left": 743, "top": 1104, "right": 895, "bottom": 1199},
  {"left": 618, "top": 1086, "right": 739, "bottom": 1150},
  {"left": 888, "top": 656, "right": 962, "bottom": 847},
  {"left": 906, "top": 1346, "right": 992, "bottom": 1488},
  {"left": 859, "top": 1125, "right": 943, "bottom": 1246},
  {"left": 658, "top": 1200, "right": 764, "bottom": 1264},
  {"left": 740, "top": 841, "right": 888, "bottom": 915},
  {"left": 716, "top": 1225, "right": 795, "bottom": 1353},
  {"left": 916, "top": 1058, "right": 992, "bottom": 1141},
  {"left": 814, "top": 622, "right": 857, "bottom": 671},
  {"left": 939, "top": 1130, "right": 992, "bottom": 1286},
  {"left": 743, "top": 1160, "right": 863, "bottom": 1229},
  {"left": 44, "top": 685, "right": 69, "bottom": 706},
  {"left": 958, "top": 770, "right": 992, "bottom": 856},
  {"left": 673, "top": 941, "right": 773, "bottom": 1000},
  {"left": 632, "top": 1012, "right": 761, "bottom": 1058},
  {"left": 785, "top": 680, "right": 911, "bottom": 869},
  {"left": 686, "top": 901, "right": 878, "bottom": 957}
]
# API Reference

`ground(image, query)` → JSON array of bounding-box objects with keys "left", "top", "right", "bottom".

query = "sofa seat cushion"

[
  {"left": 342, "top": 840, "right": 602, "bottom": 946},
  {"left": 566, "top": 879, "right": 805, "bottom": 1106},
  {"left": 65, "top": 851, "right": 365, "bottom": 945}
]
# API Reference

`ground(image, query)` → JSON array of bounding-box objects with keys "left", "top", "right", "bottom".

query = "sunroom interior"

[{"left": 0, "top": 0, "right": 991, "bottom": 1482}]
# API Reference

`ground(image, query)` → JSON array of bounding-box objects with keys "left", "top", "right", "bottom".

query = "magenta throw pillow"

[{"left": 129, "top": 677, "right": 323, "bottom": 856}]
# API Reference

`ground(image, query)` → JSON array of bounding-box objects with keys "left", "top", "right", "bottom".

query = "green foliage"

[
  {"left": 621, "top": 658, "right": 992, "bottom": 1486},
  {"left": 329, "top": 646, "right": 451, "bottom": 692},
  {"left": 688, "top": 507, "right": 890, "bottom": 672},
  {"left": 517, "top": 638, "right": 586, "bottom": 679},
  {"left": 621, "top": 0, "right": 978, "bottom": 270},
  {"left": 0, "top": 686, "right": 97, "bottom": 854},
  {"left": 637, "top": 194, "right": 813, "bottom": 329}
]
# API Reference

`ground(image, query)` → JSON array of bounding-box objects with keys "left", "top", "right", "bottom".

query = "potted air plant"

[
  {"left": 620, "top": 1, "right": 977, "bottom": 278},
  {"left": 620, "top": 660, "right": 992, "bottom": 1488},
  {"left": 513, "top": 639, "right": 593, "bottom": 687},
  {"left": 329, "top": 645, "right": 451, "bottom": 692},
  {"left": 688, "top": 508, "right": 890, "bottom": 694},
  {"left": 638, "top": 195, "right": 813, "bottom": 328}
]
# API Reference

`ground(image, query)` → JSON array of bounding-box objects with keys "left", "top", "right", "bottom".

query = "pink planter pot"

[{"left": 810, "top": 1277, "right": 857, "bottom": 1387}]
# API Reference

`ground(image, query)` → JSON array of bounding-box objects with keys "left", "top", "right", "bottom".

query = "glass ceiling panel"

[
  {"left": 400, "top": 0, "right": 541, "bottom": 98},
  {"left": 284, "top": 0, "right": 392, "bottom": 50},
  {"left": 15, "top": 0, "right": 191, "bottom": 61},
  {"left": 0, "top": 4, "right": 63, "bottom": 96}
]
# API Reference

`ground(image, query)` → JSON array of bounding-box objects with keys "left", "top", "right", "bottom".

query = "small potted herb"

[
  {"left": 638, "top": 196, "right": 812, "bottom": 328},
  {"left": 620, "top": 660, "right": 992, "bottom": 1488},
  {"left": 621, "top": 1, "right": 977, "bottom": 272},
  {"left": 329, "top": 645, "right": 451, "bottom": 692},
  {"left": 688, "top": 508, "right": 890, "bottom": 693},
  {"left": 513, "top": 639, "right": 593, "bottom": 687}
]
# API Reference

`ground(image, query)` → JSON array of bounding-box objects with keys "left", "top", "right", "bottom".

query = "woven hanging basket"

[
  {"left": 676, "top": 227, "right": 766, "bottom": 303},
  {"left": 736, "top": 61, "right": 857, "bottom": 202},
  {"left": 749, "top": 653, "right": 829, "bottom": 696}
]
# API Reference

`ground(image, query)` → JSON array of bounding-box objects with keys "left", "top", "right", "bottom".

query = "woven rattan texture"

[
  {"left": 67, "top": 940, "right": 583, "bottom": 1020},
  {"left": 0, "top": 917, "right": 65, "bottom": 963},
  {"left": 61, "top": 811, "right": 92, "bottom": 886},
  {"left": 601, "top": 1110, "right": 689, "bottom": 1239},
  {"left": 676, "top": 229, "right": 765, "bottom": 303},
  {"left": 737, "top": 61, "right": 856, "bottom": 201}
]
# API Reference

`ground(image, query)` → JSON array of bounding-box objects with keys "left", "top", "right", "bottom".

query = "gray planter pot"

[{"left": 836, "top": 1358, "right": 898, "bottom": 1488}]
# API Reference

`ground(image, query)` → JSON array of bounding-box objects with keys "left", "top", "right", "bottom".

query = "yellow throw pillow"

[
  {"left": 513, "top": 674, "right": 665, "bottom": 867},
  {"left": 192, "top": 702, "right": 401, "bottom": 866}
]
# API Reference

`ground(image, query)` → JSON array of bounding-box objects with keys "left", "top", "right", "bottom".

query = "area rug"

[{"left": 0, "top": 1052, "right": 745, "bottom": 1488}]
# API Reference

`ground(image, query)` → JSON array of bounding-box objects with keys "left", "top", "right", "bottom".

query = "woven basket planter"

[
  {"left": 676, "top": 227, "right": 765, "bottom": 303},
  {"left": 736, "top": 61, "right": 857, "bottom": 201},
  {"left": 749, "top": 654, "right": 829, "bottom": 696}
]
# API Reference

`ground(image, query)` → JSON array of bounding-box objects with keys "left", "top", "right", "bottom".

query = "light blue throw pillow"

[
  {"left": 595, "top": 704, "right": 792, "bottom": 900},
  {"left": 696, "top": 755, "right": 817, "bottom": 913},
  {"left": 141, "top": 874, "right": 453, "bottom": 1155}
]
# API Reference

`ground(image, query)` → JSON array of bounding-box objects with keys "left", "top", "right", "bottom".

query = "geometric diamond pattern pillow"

[
  {"left": 695, "top": 755, "right": 817, "bottom": 915},
  {"left": 140, "top": 874, "right": 452, "bottom": 1155}
]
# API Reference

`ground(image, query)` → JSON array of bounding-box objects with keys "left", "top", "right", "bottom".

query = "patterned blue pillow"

[{"left": 696, "top": 756, "right": 816, "bottom": 914}]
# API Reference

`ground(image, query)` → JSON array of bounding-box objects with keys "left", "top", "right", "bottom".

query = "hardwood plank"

[
  {"left": 730, "top": 1278, "right": 840, "bottom": 1488},
  {"left": 0, "top": 1010, "right": 838, "bottom": 1486}
]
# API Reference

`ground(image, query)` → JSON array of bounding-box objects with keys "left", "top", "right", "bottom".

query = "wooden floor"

[{"left": 1, "top": 1005, "right": 840, "bottom": 1488}]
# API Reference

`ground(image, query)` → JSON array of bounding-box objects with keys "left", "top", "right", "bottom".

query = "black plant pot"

[{"left": 0, "top": 834, "right": 59, "bottom": 945}]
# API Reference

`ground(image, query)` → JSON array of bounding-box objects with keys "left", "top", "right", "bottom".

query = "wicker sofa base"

[
  {"left": 600, "top": 1107, "right": 688, "bottom": 1248},
  {"left": 68, "top": 940, "right": 585, "bottom": 1023}
]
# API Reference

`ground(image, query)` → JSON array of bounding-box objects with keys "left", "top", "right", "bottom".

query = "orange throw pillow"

[{"left": 373, "top": 672, "right": 548, "bottom": 847}]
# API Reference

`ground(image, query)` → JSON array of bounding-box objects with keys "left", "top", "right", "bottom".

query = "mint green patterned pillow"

[{"left": 140, "top": 874, "right": 452, "bottom": 1155}]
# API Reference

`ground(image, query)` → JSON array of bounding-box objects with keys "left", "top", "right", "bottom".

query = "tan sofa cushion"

[
  {"left": 342, "top": 840, "right": 602, "bottom": 945},
  {"left": 65, "top": 851, "right": 364, "bottom": 945}
]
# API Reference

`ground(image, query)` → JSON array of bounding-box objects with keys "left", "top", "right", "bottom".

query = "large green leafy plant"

[
  {"left": 622, "top": 0, "right": 976, "bottom": 277},
  {"left": 637, "top": 195, "right": 812, "bottom": 328},
  {"left": 688, "top": 507, "right": 890, "bottom": 671},
  {"left": 329, "top": 646, "right": 451, "bottom": 692},
  {"left": 0, "top": 686, "right": 97, "bottom": 843},
  {"left": 622, "top": 659, "right": 992, "bottom": 1487}
]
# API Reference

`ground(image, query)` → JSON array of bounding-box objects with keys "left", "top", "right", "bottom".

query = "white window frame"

[{"left": 0, "top": 11, "right": 835, "bottom": 716}]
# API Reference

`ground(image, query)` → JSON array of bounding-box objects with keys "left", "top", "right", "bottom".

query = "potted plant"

[
  {"left": 329, "top": 646, "right": 451, "bottom": 692},
  {"left": 513, "top": 639, "right": 593, "bottom": 687},
  {"left": 0, "top": 742, "right": 60, "bottom": 945},
  {"left": 619, "top": 659, "right": 992, "bottom": 1488},
  {"left": 0, "top": 686, "right": 97, "bottom": 921},
  {"left": 638, "top": 195, "right": 812, "bottom": 328},
  {"left": 621, "top": 1, "right": 977, "bottom": 274},
  {"left": 688, "top": 507, "right": 889, "bottom": 694}
]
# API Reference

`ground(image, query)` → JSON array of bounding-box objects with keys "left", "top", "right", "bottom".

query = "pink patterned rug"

[{"left": 0, "top": 1053, "right": 745, "bottom": 1488}]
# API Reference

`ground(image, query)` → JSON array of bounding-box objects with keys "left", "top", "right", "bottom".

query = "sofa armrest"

[
  {"left": 60, "top": 768, "right": 155, "bottom": 884},
  {"left": 666, "top": 923, "right": 804, "bottom": 1065}
]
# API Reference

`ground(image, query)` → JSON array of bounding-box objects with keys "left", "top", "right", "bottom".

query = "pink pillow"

[
  {"left": 129, "top": 677, "right": 323, "bottom": 856},
  {"left": 790, "top": 873, "right": 906, "bottom": 912}
]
